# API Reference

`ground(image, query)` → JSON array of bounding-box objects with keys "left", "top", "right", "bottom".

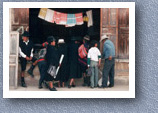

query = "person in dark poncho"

[
  {"left": 45, "top": 36, "right": 60, "bottom": 91},
  {"left": 67, "top": 37, "right": 82, "bottom": 88},
  {"left": 57, "top": 39, "right": 69, "bottom": 87}
]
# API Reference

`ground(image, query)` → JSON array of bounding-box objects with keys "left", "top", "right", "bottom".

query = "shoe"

[
  {"left": 72, "top": 84, "right": 76, "bottom": 87},
  {"left": 99, "top": 85, "right": 108, "bottom": 88},
  {"left": 27, "top": 70, "right": 34, "bottom": 78},
  {"left": 21, "top": 82, "right": 27, "bottom": 87},
  {"left": 38, "top": 85, "right": 43, "bottom": 89},
  {"left": 108, "top": 84, "right": 114, "bottom": 88},
  {"left": 90, "top": 86, "right": 94, "bottom": 89},
  {"left": 49, "top": 87, "right": 57, "bottom": 91},
  {"left": 68, "top": 85, "right": 71, "bottom": 88}
]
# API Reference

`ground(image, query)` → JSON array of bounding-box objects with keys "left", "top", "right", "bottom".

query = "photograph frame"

[{"left": 3, "top": 2, "right": 135, "bottom": 98}]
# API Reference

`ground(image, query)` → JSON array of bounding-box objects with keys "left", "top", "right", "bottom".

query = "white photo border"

[{"left": 3, "top": 2, "right": 135, "bottom": 98}]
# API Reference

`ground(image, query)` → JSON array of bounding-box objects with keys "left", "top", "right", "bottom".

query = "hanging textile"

[
  {"left": 86, "top": 10, "right": 93, "bottom": 27},
  {"left": 45, "top": 9, "right": 54, "bottom": 23},
  {"left": 38, "top": 8, "right": 47, "bottom": 19},
  {"left": 54, "top": 12, "right": 62, "bottom": 24},
  {"left": 75, "top": 13, "right": 83, "bottom": 25},
  {"left": 59, "top": 13, "right": 67, "bottom": 25},
  {"left": 66, "top": 14, "right": 76, "bottom": 27}
]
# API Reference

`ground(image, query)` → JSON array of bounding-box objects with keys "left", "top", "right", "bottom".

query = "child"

[
  {"left": 37, "top": 42, "right": 48, "bottom": 89},
  {"left": 87, "top": 40, "right": 101, "bottom": 88}
]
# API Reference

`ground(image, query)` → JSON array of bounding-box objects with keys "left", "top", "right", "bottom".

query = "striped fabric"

[
  {"left": 75, "top": 13, "right": 83, "bottom": 25},
  {"left": 54, "top": 11, "right": 62, "bottom": 24},
  {"left": 78, "top": 44, "right": 88, "bottom": 59},
  {"left": 66, "top": 14, "right": 76, "bottom": 27},
  {"left": 59, "top": 13, "right": 67, "bottom": 25}
]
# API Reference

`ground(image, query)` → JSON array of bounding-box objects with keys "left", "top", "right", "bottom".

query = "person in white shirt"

[{"left": 87, "top": 40, "right": 101, "bottom": 88}]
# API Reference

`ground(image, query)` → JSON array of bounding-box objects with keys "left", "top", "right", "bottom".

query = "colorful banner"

[{"left": 38, "top": 8, "right": 47, "bottom": 19}]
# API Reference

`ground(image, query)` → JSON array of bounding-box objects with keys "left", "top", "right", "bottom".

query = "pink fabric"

[
  {"left": 75, "top": 13, "right": 83, "bottom": 25},
  {"left": 59, "top": 13, "right": 67, "bottom": 25},
  {"left": 55, "top": 12, "right": 62, "bottom": 24}
]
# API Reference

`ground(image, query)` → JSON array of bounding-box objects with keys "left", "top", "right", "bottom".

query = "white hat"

[
  {"left": 58, "top": 39, "right": 65, "bottom": 44},
  {"left": 100, "top": 35, "right": 109, "bottom": 42}
]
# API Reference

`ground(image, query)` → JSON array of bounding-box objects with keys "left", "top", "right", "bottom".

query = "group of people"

[{"left": 19, "top": 31, "right": 115, "bottom": 91}]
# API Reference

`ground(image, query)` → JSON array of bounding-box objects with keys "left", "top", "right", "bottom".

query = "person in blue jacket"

[{"left": 100, "top": 35, "right": 115, "bottom": 88}]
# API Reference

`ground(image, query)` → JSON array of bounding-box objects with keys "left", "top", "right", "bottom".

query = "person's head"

[
  {"left": 22, "top": 31, "right": 30, "bottom": 42},
  {"left": 100, "top": 34, "right": 109, "bottom": 43},
  {"left": 47, "top": 36, "right": 56, "bottom": 46},
  {"left": 83, "top": 35, "right": 90, "bottom": 44},
  {"left": 91, "top": 40, "right": 98, "bottom": 47}
]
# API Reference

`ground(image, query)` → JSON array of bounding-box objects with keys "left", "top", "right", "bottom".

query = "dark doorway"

[{"left": 29, "top": 8, "right": 100, "bottom": 45}]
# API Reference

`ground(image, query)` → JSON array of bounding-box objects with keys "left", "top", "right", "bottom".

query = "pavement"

[{"left": 10, "top": 65, "right": 129, "bottom": 91}]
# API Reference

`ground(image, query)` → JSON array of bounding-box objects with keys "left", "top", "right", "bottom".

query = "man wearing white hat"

[{"left": 100, "top": 34, "right": 115, "bottom": 88}]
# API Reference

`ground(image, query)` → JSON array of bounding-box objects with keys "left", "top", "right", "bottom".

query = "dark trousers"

[
  {"left": 102, "top": 58, "right": 115, "bottom": 87},
  {"left": 19, "top": 57, "right": 37, "bottom": 71},
  {"left": 38, "top": 60, "right": 47, "bottom": 85}
]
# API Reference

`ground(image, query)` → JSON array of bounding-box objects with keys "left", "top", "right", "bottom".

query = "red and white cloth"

[
  {"left": 59, "top": 13, "right": 67, "bottom": 25},
  {"left": 75, "top": 13, "right": 83, "bottom": 25}
]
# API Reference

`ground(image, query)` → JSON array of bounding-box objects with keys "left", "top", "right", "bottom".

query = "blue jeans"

[
  {"left": 90, "top": 60, "right": 99, "bottom": 87},
  {"left": 102, "top": 58, "right": 115, "bottom": 87},
  {"left": 38, "top": 60, "right": 47, "bottom": 85}
]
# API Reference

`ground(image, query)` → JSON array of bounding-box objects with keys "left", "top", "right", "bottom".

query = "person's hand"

[
  {"left": 98, "top": 64, "right": 101, "bottom": 68},
  {"left": 29, "top": 57, "right": 32, "bottom": 61},
  {"left": 59, "top": 64, "right": 61, "bottom": 67},
  {"left": 26, "top": 56, "right": 30, "bottom": 60},
  {"left": 108, "top": 56, "right": 112, "bottom": 60}
]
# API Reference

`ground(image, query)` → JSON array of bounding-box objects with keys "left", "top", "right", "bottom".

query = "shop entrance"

[{"left": 29, "top": 8, "right": 100, "bottom": 50}]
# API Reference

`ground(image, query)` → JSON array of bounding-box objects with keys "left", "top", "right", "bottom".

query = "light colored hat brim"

[{"left": 100, "top": 35, "right": 109, "bottom": 42}]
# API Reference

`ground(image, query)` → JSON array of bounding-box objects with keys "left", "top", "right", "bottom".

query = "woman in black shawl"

[
  {"left": 45, "top": 36, "right": 59, "bottom": 91},
  {"left": 67, "top": 38, "right": 82, "bottom": 88}
]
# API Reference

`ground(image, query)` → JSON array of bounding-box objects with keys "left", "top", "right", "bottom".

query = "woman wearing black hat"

[{"left": 45, "top": 36, "right": 60, "bottom": 91}]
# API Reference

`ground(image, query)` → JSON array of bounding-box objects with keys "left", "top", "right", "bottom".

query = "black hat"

[
  {"left": 47, "top": 36, "right": 56, "bottom": 44},
  {"left": 84, "top": 35, "right": 90, "bottom": 41},
  {"left": 22, "top": 31, "right": 30, "bottom": 37}
]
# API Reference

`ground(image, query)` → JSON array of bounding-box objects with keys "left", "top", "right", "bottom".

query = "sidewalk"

[{"left": 10, "top": 65, "right": 129, "bottom": 91}]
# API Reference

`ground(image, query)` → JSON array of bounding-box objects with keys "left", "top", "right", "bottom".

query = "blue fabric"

[
  {"left": 102, "top": 40, "right": 115, "bottom": 59},
  {"left": 102, "top": 58, "right": 115, "bottom": 87},
  {"left": 90, "top": 60, "right": 98, "bottom": 87},
  {"left": 67, "top": 14, "right": 76, "bottom": 25}
]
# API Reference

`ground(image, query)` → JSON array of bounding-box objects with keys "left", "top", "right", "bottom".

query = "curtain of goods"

[{"left": 38, "top": 8, "right": 93, "bottom": 27}]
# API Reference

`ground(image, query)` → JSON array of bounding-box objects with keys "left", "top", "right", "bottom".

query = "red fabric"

[
  {"left": 55, "top": 12, "right": 61, "bottom": 24},
  {"left": 59, "top": 13, "right": 67, "bottom": 25},
  {"left": 78, "top": 44, "right": 88, "bottom": 58},
  {"left": 75, "top": 13, "right": 83, "bottom": 25},
  {"left": 37, "top": 59, "right": 45, "bottom": 62}
]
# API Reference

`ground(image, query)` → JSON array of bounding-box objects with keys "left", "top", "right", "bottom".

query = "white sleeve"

[
  {"left": 87, "top": 49, "right": 91, "bottom": 58},
  {"left": 19, "top": 47, "right": 26, "bottom": 58},
  {"left": 30, "top": 48, "right": 34, "bottom": 57},
  {"left": 97, "top": 48, "right": 101, "bottom": 56}
]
